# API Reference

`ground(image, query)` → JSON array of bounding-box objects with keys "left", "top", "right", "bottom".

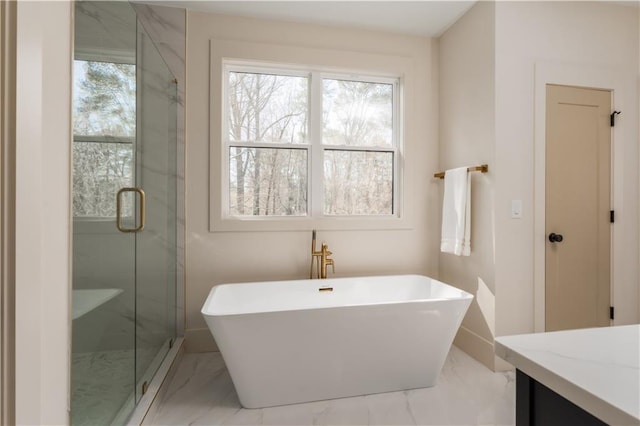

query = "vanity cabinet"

[{"left": 496, "top": 325, "right": 639, "bottom": 426}]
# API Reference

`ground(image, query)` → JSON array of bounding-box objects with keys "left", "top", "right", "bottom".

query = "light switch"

[{"left": 511, "top": 200, "right": 522, "bottom": 219}]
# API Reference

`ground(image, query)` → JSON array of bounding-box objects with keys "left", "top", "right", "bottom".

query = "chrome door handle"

[{"left": 116, "top": 187, "right": 146, "bottom": 233}]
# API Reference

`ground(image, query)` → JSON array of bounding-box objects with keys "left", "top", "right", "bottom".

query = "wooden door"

[{"left": 545, "top": 84, "right": 611, "bottom": 331}]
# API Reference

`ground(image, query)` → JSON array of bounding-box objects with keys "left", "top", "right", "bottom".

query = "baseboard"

[
  {"left": 454, "top": 325, "right": 496, "bottom": 371},
  {"left": 184, "top": 327, "right": 218, "bottom": 353},
  {"left": 493, "top": 355, "right": 514, "bottom": 372}
]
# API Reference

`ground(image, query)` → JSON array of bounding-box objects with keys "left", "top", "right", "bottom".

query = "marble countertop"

[{"left": 495, "top": 325, "right": 639, "bottom": 425}]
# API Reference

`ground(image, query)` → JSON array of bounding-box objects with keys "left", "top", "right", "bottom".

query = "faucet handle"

[
  {"left": 321, "top": 243, "right": 332, "bottom": 255},
  {"left": 326, "top": 258, "right": 335, "bottom": 273}
]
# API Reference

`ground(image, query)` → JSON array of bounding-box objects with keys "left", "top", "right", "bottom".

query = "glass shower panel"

[
  {"left": 72, "top": 2, "right": 137, "bottom": 425},
  {"left": 134, "top": 22, "right": 178, "bottom": 400},
  {"left": 72, "top": 1, "right": 178, "bottom": 423}
]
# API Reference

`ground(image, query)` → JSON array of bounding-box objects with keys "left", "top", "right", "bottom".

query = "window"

[
  {"left": 223, "top": 63, "right": 399, "bottom": 220},
  {"left": 73, "top": 60, "right": 136, "bottom": 218},
  {"left": 322, "top": 78, "right": 395, "bottom": 215},
  {"left": 227, "top": 69, "right": 309, "bottom": 216}
]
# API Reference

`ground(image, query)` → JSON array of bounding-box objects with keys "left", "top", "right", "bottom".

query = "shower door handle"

[{"left": 116, "top": 187, "right": 146, "bottom": 233}]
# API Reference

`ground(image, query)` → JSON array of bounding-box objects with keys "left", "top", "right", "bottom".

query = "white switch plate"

[{"left": 511, "top": 200, "right": 522, "bottom": 219}]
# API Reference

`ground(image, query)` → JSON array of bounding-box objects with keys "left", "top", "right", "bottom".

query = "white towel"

[{"left": 441, "top": 167, "right": 471, "bottom": 256}]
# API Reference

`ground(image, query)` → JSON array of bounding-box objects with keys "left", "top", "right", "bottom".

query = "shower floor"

[
  {"left": 72, "top": 347, "right": 158, "bottom": 426},
  {"left": 72, "top": 349, "right": 135, "bottom": 426}
]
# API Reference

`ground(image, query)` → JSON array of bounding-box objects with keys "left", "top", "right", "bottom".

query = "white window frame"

[
  {"left": 221, "top": 61, "right": 401, "bottom": 223},
  {"left": 208, "top": 38, "right": 416, "bottom": 233},
  {"left": 315, "top": 71, "right": 399, "bottom": 218},
  {"left": 222, "top": 63, "right": 311, "bottom": 219}
]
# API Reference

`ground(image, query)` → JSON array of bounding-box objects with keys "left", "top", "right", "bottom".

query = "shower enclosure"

[{"left": 72, "top": 2, "right": 178, "bottom": 424}]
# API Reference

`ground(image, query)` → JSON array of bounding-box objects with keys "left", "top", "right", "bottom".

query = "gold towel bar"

[{"left": 434, "top": 164, "right": 488, "bottom": 179}]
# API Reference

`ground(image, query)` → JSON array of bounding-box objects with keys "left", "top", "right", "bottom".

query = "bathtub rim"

[{"left": 201, "top": 274, "right": 473, "bottom": 317}]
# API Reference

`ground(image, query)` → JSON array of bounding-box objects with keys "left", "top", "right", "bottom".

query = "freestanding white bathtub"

[{"left": 201, "top": 274, "right": 473, "bottom": 408}]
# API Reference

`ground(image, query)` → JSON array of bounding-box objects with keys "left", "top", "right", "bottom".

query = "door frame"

[
  {"left": 1, "top": 1, "right": 16, "bottom": 424},
  {"left": 533, "top": 62, "right": 638, "bottom": 332},
  {"left": 13, "top": 2, "right": 72, "bottom": 424}
]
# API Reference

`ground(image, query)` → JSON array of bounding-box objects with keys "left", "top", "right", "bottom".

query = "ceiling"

[{"left": 152, "top": 1, "right": 478, "bottom": 37}]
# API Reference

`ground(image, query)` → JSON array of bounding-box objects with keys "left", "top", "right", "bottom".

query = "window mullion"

[
  {"left": 73, "top": 136, "right": 135, "bottom": 145},
  {"left": 393, "top": 78, "right": 401, "bottom": 217},
  {"left": 228, "top": 141, "right": 310, "bottom": 150},
  {"left": 310, "top": 71, "right": 323, "bottom": 217},
  {"left": 323, "top": 145, "right": 396, "bottom": 153}
]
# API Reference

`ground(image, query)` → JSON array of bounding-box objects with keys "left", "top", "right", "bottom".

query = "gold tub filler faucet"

[{"left": 310, "top": 230, "right": 335, "bottom": 279}]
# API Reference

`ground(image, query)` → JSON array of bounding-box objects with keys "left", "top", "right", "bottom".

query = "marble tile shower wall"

[
  {"left": 132, "top": 3, "right": 186, "bottom": 335},
  {"left": 136, "top": 23, "right": 179, "bottom": 352}
]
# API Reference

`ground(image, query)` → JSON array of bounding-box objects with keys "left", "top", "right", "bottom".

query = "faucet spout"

[{"left": 320, "top": 243, "right": 334, "bottom": 279}]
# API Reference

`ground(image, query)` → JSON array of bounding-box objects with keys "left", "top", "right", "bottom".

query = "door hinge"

[
  {"left": 610, "top": 210, "right": 615, "bottom": 223},
  {"left": 610, "top": 306, "right": 615, "bottom": 320},
  {"left": 610, "top": 111, "right": 621, "bottom": 127}
]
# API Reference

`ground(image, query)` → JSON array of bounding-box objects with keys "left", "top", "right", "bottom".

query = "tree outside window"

[
  {"left": 225, "top": 64, "right": 398, "bottom": 219},
  {"left": 73, "top": 60, "right": 135, "bottom": 218}
]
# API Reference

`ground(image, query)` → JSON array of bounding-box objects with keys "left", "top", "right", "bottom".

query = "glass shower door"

[
  {"left": 72, "top": 2, "right": 177, "bottom": 423},
  {"left": 134, "top": 22, "right": 177, "bottom": 400},
  {"left": 72, "top": 3, "right": 138, "bottom": 425}
]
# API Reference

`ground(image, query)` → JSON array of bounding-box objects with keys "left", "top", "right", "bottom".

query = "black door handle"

[{"left": 549, "top": 233, "right": 564, "bottom": 243}]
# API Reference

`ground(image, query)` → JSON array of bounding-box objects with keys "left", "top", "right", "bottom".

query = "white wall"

[
  {"left": 494, "top": 1, "right": 639, "bottom": 340},
  {"left": 438, "top": 1, "right": 497, "bottom": 369},
  {"left": 439, "top": 1, "right": 639, "bottom": 371},
  {"left": 15, "top": 1, "right": 72, "bottom": 423},
  {"left": 185, "top": 12, "right": 440, "bottom": 351}
]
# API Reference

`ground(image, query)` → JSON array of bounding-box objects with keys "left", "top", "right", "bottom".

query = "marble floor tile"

[
  {"left": 72, "top": 349, "right": 134, "bottom": 426},
  {"left": 148, "top": 346, "right": 515, "bottom": 425}
]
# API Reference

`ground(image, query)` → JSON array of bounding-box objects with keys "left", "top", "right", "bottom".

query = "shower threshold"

[{"left": 125, "top": 337, "right": 184, "bottom": 425}]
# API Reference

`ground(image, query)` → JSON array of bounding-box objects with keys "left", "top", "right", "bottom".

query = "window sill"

[{"left": 209, "top": 214, "right": 413, "bottom": 233}]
